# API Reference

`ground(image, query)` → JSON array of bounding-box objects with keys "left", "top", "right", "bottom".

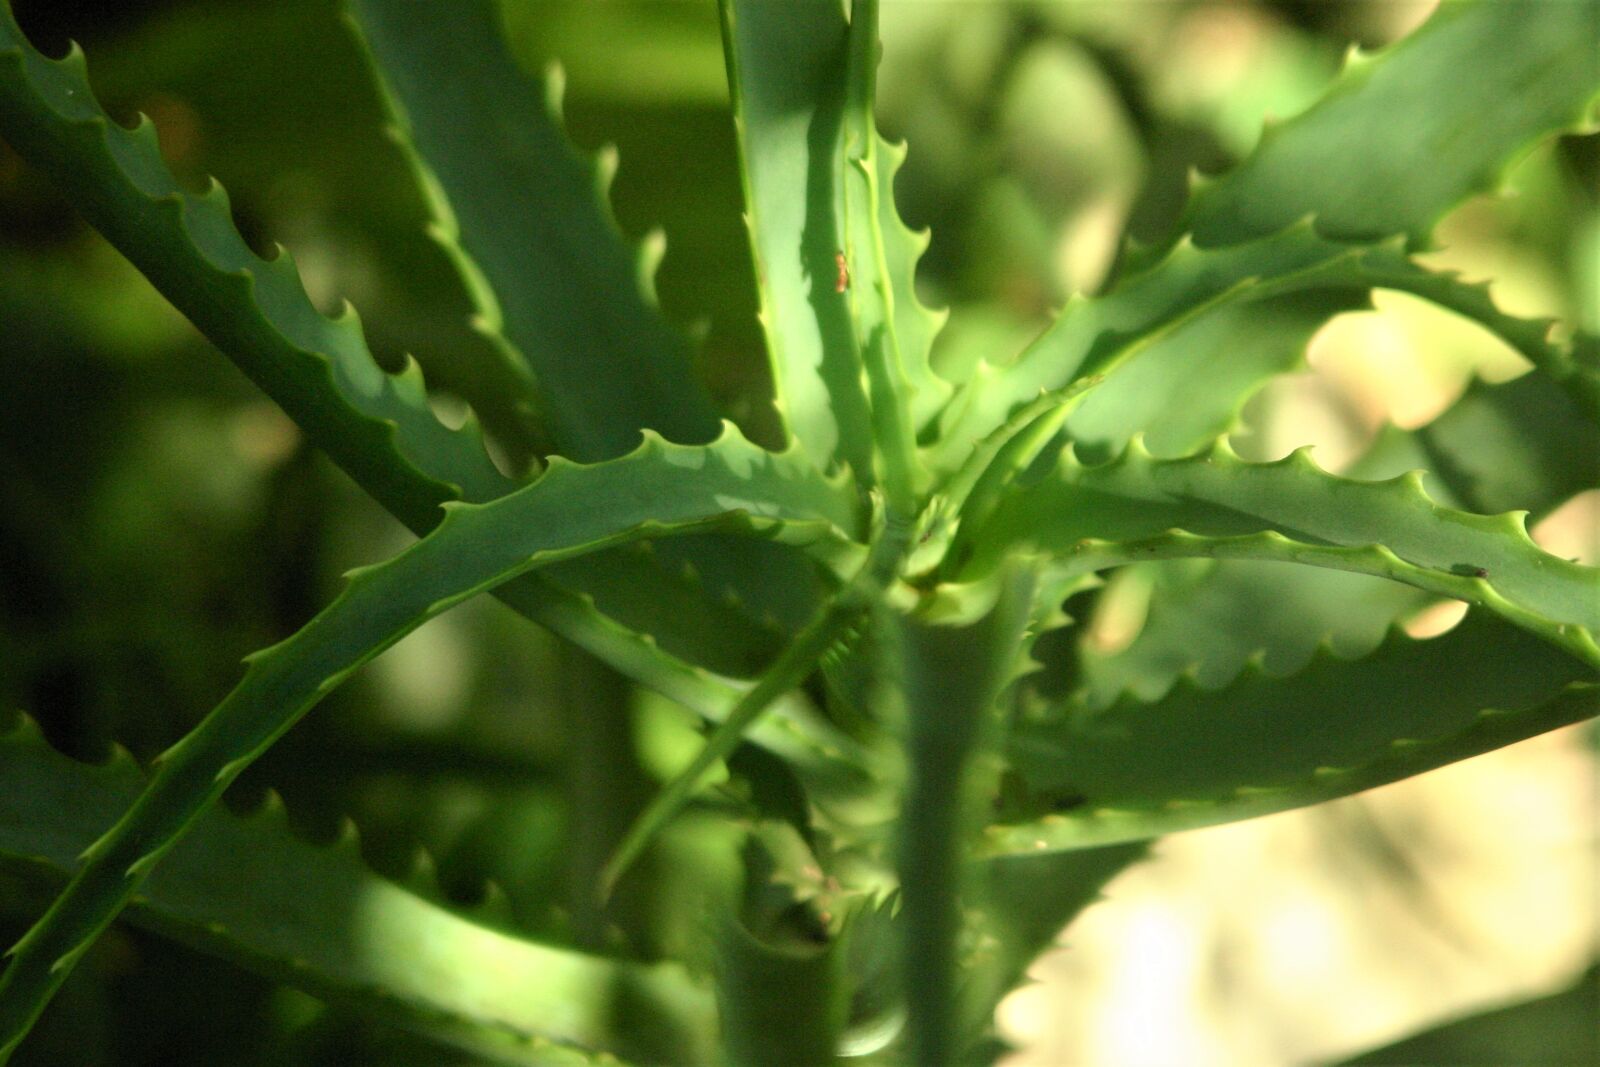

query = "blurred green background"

[{"left": 1, "top": 1, "right": 1594, "bottom": 1063}]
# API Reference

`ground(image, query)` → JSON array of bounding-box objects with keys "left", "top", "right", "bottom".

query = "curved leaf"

[
  {"left": 1060, "top": 366, "right": 1600, "bottom": 709},
  {"left": 0, "top": 427, "right": 862, "bottom": 1055},
  {"left": 932, "top": 0, "right": 1600, "bottom": 467},
  {"left": 1352, "top": 371, "right": 1600, "bottom": 518},
  {"left": 840, "top": 0, "right": 937, "bottom": 511},
  {"left": 0, "top": 1, "right": 805, "bottom": 713},
  {"left": 1063, "top": 561, "right": 1432, "bottom": 710},
  {"left": 961, "top": 439, "right": 1600, "bottom": 662},
  {"left": 1059, "top": 289, "right": 1352, "bottom": 462},
  {"left": 0, "top": 714, "right": 715, "bottom": 1065},
  {"left": 348, "top": 0, "right": 719, "bottom": 462},
  {"left": 1182, "top": 0, "right": 1600, "bottom": 249},
  {"left": 987, "top": 614, "right": 1597, "bottom": 854},
  {"left": 333, "top": 0, "right": 548, "bottom": 462},
  {"left": 0, "top": 3, "right": 511, "bottom": 529},
  {"left": 932, "top": 224, "right": 1594, "bottom": 470},
  {"left": 349, "top": 0, "right": 841, "bottom": 665}
]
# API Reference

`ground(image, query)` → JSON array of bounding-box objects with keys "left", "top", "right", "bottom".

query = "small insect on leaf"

[{"left": 835, "top": 251, "right": 849, "bottom": 293}]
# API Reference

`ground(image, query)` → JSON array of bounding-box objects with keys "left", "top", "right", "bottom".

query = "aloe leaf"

[
  {"left": 349, "top": 0, "right": 838, "bottom": 663},
  {"left": 1064, "top": 366, "right": 1600, "bottom": 708},
  {"left": 0, "top": 2, "right": 811, "bottom": 717},
  {"left": 1352, "top": 371, "right": 1600, "bottom": 518},
  {"left": 839, "top": 0, "right": 939, "bottom": 512},
  {"left": 0, "top": 3, "right": 512, "bottom": 528},
  {"left": 987, "top": 614, "right": 1597, "bottom": 854},
  {"left": 0, "top": 428, "right": 862, "bottom": 1055},
  {"left": 1182, "top": 0, "right": 1600, "bottom": 250},
  {"left": 348, "top": 0, "right": 876, "bottom": 659},
  {"left": 961, "top": 439, "right": 1600, "bottom": 663},
  {"left": 336, "top": 1, "right": 548, "bottom": 461},
  {"left": 0, "top": 714, "right": 715, "bottom": 1065},
  {"left": 960, "top": 844, "right": 1147, "bottom": 1056},
  {"left": 719, "top": 0, "right": 870, "bottom": 479},
  {"left": 1060, "top": 289, "right": 1353, "bottom": 461},
  {"left": 932, "top": 226, "right": 1357, "bottom": 470},
  {"left": 932, "top": 224, "right": 1594, "bottom": 471},
  {"left": 1065, "top": 562, "right": 1432, "bottom": 710},
  {"left": 53, "top": 0, "right": 550, "bottom": 464},
  {"left": 893, "top": 569, "right": 1035, "bottom": 1066},
  {"left": 348, "top": 0, "right": 719, "bottom": 462},
  {"left": 720, "top": 0, "right": 948, "bottom": 498},
  {"left": 932, "top": 0, "right": 1600, "bottom": 466},
  {"left": 867, "top": 137, "right": 951, "bottom": 436}
]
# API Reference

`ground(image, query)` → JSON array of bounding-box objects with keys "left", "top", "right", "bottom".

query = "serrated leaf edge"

[
  {"left": 965, "top": 434, "right": 1600, "bottom": 664},
  {"left": 977, "top": 670, "right": 1599, "bottom": 856},
  {"left": 0, "top": 712, "right": 700, "bottom": 1064}
]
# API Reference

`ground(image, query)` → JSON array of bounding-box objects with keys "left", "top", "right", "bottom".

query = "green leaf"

[
  {"left": 348, "top": 0, "right": 719, "bottom": 462},
  {"left": 720, "top": 0, "right": 871, "bottom": 479},
  {"left": 720, "top": 0, "right": 948, "bottom": 501},
  {"left": 931, "top": 0, "right": 1600, "bottom": 468},
  {"left": 867, "top": 138, "right": 952, "bottom": 437},
  {"left": 351, "top": 0, "right": 844, "bottom": 671},
  {"left": 839, "top": 0, "right": 942, "bottom": 512},
  {"left": 1062, "top": 367, "right": 1600, "bottom": 709},
  {"left": 1065, "top": 561, "right": 1432, "bottom": 710},
  {"left": 961, "top": 439, "right": 1600, "bottom": 663},
  {"left": 1060, "top": 290, "right": 1353, "bottom": 462},
  {"left": 1352, "top": 371, "right": 1600, "bottom": 518},
  {"left": 960, "top": 844, "right": 1147, "bottom": 1055},
  {"left": 1182, "top": 0, "right": 1600, "bottom": 249},
  {"left": 987, "top": 614, "right": 1597, "bottom": 854},
  {"left": 349, "top": 0, "right": 840, "bottom": 668},
  {"left": 0, "top": 3, "right": 511, "bottom": 530},
  {"left": 0, "top": 714, "right": 715, "bottom": 1065},
  {"left": 330, "top": 0, "right": 548, "bottom": 463},
  {"left": 0, "top": 428, "right": 862, "bottom": 1056},
  {"left": 932, "top": 224, "right": 1593, "bottom": 472},
  {"left": 0, "top": 0, "right": 812, "bottom": 719}
]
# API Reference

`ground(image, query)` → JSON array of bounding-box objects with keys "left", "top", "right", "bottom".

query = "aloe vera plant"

[{"left": 0, "top": 0, "right": 1596, "bottom": 1063}]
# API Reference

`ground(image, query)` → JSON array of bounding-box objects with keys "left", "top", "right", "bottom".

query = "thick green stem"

[{"left": 895, "top": 569, "right": 1034, "bottom": 1066}]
